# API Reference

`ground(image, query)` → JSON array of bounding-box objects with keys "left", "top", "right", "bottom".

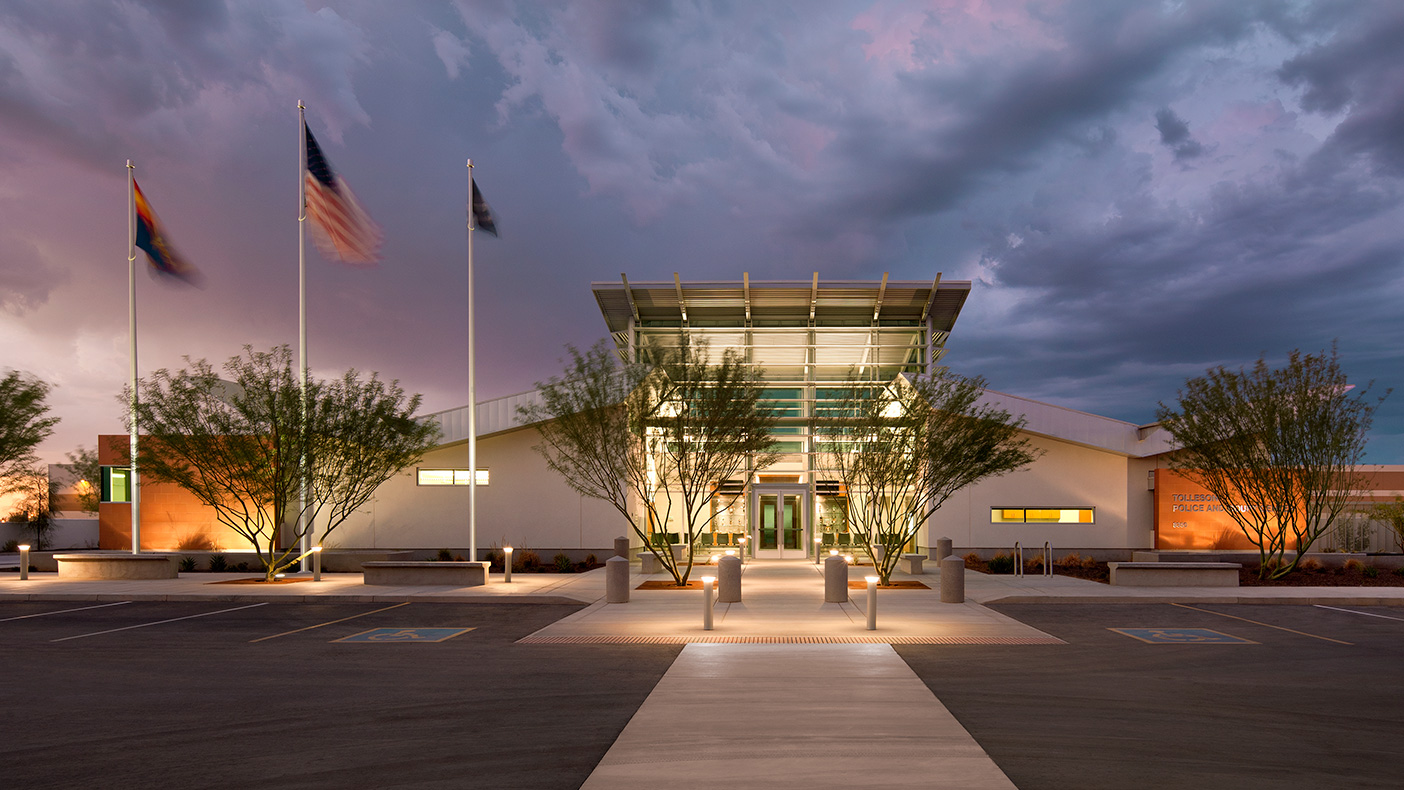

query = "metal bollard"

[
  {"left": 702, "top": 576, "right": 715, "bottom": 630},
  {"left": 936, "top": 537, "right": 953, "bottom": 561},
  {"left": 605, "top": 556, "right": 630, "bottom": 603},
  {"left": 18, "top": 544, "right": 30, "bottom": 581},
  {"left": 865, "top": 575, "right": 878, "bottom": 630},
  {"left": 312, "top": 545, "right": 322, "bottom": 582},
  {"left": 717, "top": 554, "right": 742, "bottom": 603},
  {"left": 814, "top": 536, "right": 823, "bottom": 564},
  {"left": 614, "top": 536, "right": 629, "bottom": 558},
  {"left": 940, "top": 555, "right": 965, "bottom": 603},
  {"left": 824, "top": 554, "right": 849, "bottom": 603},
  {"left": 503, "top": 545, "right": 513, "bottom": 584}
]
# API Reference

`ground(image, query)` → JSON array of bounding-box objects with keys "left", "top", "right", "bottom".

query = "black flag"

[{"left": 471, "top": 180, "right": 498, "bottom": 237}]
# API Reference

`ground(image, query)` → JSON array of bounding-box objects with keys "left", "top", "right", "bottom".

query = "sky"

[{"left": 3, "top": 0, "right": 1404, "bottom": 465}]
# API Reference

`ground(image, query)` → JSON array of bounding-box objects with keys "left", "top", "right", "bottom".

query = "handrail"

[
  {"left": 1043, "top": 541, "right": 1053, "bottom": 577},
  {"left": 1013, "top": 541, "right": 1023, "bottom": 578}
]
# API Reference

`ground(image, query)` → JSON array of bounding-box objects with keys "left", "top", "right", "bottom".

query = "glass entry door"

[{"left": 755, "top": 489, "right": 807, "bottom": 559}]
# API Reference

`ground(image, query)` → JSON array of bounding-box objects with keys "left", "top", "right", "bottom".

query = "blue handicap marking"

[
  {"left": 335, "top": 627, "right": 475, "bottom": 643},
  {"left": 1110, "top": 627, "right": 1256, "bottom": 645}
]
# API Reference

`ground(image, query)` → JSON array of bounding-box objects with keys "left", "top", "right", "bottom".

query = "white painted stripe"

[
  {"left": 1314, "top": 604, "right": 1404, "bottom": 622},
  {"left": 51, "top": 602, "right": 268, "bottom": 642},
  {"left": 0, "top": 601, "right": 132, "bottom": 622}
]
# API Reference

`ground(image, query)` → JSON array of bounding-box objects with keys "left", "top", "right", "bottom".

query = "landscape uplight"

[{"left": 18, "top": 544, "right": 30, "bottom": 581}]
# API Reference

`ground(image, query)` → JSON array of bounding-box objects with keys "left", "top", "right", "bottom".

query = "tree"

[
  {"left": 816, "top": 371, "right": 1040, "bottom": 584},
  {"left": 0, "top": 370, "right": 59, "bottom": 485},
  {"left": 131, "top": 346, "right": 438, "bottom": 579},
  {"left": 65, "top": 446, "right": 101, "bottom": 514},
  {"left": 521, "top": 338, "right": 780, "bottom": 585},
  {"left": 1366, "top": 498, "right": 1404, "bottom": 552},
  {"left": 1155, "top": 347, "right": 1384, "bottom": 579},
  {"left": 6, "top": 467, "right": 56, "bottom": 550}
]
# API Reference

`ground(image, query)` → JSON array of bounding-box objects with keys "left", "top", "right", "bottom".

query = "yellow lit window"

[
  {"left": 991, "top": 507, "right": 1093, "bottom": 524},
  {"left": 417, "top": 469, "right": 489, "bottom": 486}
]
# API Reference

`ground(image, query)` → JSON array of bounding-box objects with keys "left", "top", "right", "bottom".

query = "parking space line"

[
  {"left": 1314, "top": 604, "right": 1404, "bottom": 623},
  {"left": 50, "top": 603, "right": 268, "bottom": 643},
  {"left": 0, "top": 601, "right": 132, "bottom": 622},
  {"left": 249, "top": 602, "right": 411, "bottom": 643},
  {"left": 1170, "top": 603, "right": 1353, "bottom": 645}
]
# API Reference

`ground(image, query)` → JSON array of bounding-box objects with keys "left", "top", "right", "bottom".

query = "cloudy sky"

[{"left": 3, "top": 0, "right": 1404, "bottom": 464}]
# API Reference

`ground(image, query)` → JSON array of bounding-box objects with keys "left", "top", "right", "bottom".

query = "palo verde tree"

[
  {"left": 1155, "top": 346, "right": 1384, "bottom": 579},
  {"left": 521, "top": 337, "right": 779, "bottom": 586},
  {"left": 130, "top": 346, "right": 438, "bottom": 579},
  {"left": 5, "top": 466, "right": 57, "bottom": 550},
  {"left": 0, "top": 370, "right": 59, "bottom": 487},
  {"left": 816, "top": 370, "right": 1040, "bottom": 584}
]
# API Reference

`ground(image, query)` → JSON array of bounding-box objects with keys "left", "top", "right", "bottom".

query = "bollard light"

[
  {"left": 830, "top": 548, "right": 839, "bottom": 557},
  {"left": 701, "top": 575, "right": 716, "bottom": 631},
  {"left": 814, "top": 536, "right": 823, "bottom": 565},
  {"left": 844, "top": 554, "right": 854, "bottom": 565},
  {"left": 312, "top": 545, "right": 323, "bottom": 582},
  {"left": 738, "top": 536, "right": 749, "bottom": 563},
  {"left": 503, "top": 545, "right": 514, "bottom": 584},
  {"left": 725, "top": 549, "right": 736, "bottom": 557},
  {"left": 865, "top": 575, "right": 879, "bottom": 631},
  {"left": 18, "top": 544, "right": 30, "bottom": 581}
]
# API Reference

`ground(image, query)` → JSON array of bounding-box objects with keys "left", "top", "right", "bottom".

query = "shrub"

[
  {"left": 208, "top": 553, "right": 228, "bottom": 573},
  {"left": 987, "top": 553, "right": 1015, "bottom": 574},
  {"left": 2, "top": 540, "right": 18, "bottom": 552},
  {"left": 1057, "top": 552, "right": 1083, "bottom": 567},
  {"left": 436, "top": 548, "right": 453, "bottom": 562},
  {"left": 1363, "top": 566, "right": 1379, "bottom": 578},
  {"left": 486, "top": 550, "right": 504, "bottom": 570},
  {"left": 962, "top": 552, "right": 982, "bottom": 569},
  {"left": 1394, "top": 566, "right": 1404, "bottom": 577},
  {"left": 176, "top": 533, "right": 218, "bottom": 551},
  {"left": 584, "top": 553, "right": 599, "bottom": 568},
  {"left": 516, "top": 550, "right": 541, "bottom": 571},
  {"left": 1344, "top": 558, "right": 1366, "bottom": 572},
  {"left": 453, "top": 554, "right": 465, "bottom": 562},
  {"left": 554, "top": 552, "right": 574, "bottom": 573},
  {"left": 1298, "top": 558, "right": 1323, "bottom": 573},
  {"left": 178, "top": 557, "right": 197, "bottom": 573},
  {"left": 234, "top": 562, "right": 249, "bottom": 572},
  {"left": 1081, "top": 555, "right": 1099, "bottom": 570}
]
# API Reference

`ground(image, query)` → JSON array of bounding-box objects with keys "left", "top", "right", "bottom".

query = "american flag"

[{"left": 303, "top": 122, "right": 382, "bottom": 264}]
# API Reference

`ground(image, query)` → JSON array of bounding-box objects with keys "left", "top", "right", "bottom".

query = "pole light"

[
  {"left": 503, "top": 545, "right": 514, "bottom": 584},
  {"left": 865, "top": 575, "right": 878, "bottom": 631},
  {"left": 18, "top": 544, "right": 30, "bottom": 581},
  {"left": 702, "top": 575, "right": 716, "bottom": 631},
  {"left": 312, "top": 545, "right": 323, "bottom": 582}
]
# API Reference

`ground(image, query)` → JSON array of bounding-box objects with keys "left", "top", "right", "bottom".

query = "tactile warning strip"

[{"left": 517, "top": 634, "right": 1065, "bottom": 645}]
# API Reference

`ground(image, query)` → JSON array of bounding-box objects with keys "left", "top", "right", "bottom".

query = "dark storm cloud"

[{"left": 1154, "top": 108, "right": 1205, "bottom": 162}]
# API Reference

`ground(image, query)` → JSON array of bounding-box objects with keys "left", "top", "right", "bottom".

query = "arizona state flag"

[{"left": 133, "top": 181, "right": 201, "bottom": 285}]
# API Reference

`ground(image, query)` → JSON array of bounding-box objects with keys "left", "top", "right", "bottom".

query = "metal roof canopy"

[{"left": 594, "top": 275, "right": 971, "bottom": 335}]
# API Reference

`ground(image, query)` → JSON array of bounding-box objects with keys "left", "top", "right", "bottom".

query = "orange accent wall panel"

[{"left": 96, "top": 435, "right": 237, "bottom": 551}]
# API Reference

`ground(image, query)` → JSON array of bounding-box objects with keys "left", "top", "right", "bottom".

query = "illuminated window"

[
  {"left": 101, "top": 466, "right": 131, "bottom": 503},
  {"left": 991, "top": 507, "right": 1093, "bottom": 524},
  {"left": 417, "top": 468, "right": 490, "bottom": 486}
]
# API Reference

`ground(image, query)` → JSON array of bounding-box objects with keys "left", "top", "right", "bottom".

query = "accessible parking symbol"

[
  {"left": 335, "top": 627, "right": 475, "bottom": 643},
  {"left": 1109, "top": 627, "right": 1256, "bottom": 645}
]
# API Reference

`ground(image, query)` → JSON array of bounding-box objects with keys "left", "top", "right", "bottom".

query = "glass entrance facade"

[{"left": 595, "top": 276, "right": 970, "bottom": 559}]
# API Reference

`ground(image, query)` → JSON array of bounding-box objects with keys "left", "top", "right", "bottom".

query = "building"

[{"left": 94, "top": 275, "right": 1404, "bottom": 557}]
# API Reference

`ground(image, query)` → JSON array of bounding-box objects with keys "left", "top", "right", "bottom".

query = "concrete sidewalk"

[{"left": 580, "top": 643, "right": 1017, "bottom": 789}]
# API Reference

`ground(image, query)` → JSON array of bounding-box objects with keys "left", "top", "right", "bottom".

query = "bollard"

[
  {"left": 605, "top": 556, "right": 630, "bottom": 603},
  {"left": 813, "top": 536, "right": 823, "bottom": 564},
  {"left": 18, "top": 544, "right": 30, "bottom": 581},
  {"left": 717, "top": 554, "right": 742, "bottom": 602},
  {"left": 312, "top": 545, "right": 322, "bottom": 582},
  {"left": 672, "top": 543, "right": 689, "bottom": 566},
  {"left": 865, "top": 575, "right": 878, "bottom": 630},
  {"left": 738, "top": 536, "right": 749, "bottom": 562},
  {"left": 503, "top": 545, "right": 514, "bottom": 584},
  {"left": 702, "top": 576, "right": 715, "bottom": 630},
  {"left": 936, "top": 537, "right": 953, "bottom": 562},
  {"left": 824, "top": 554, "right": 849, "bottom": 603},
  {"left": 940, "top": 555, "right": 965, "bottom": 603},
  {"left": 614, "top": 536, "right": 629, "bottom": 558}
]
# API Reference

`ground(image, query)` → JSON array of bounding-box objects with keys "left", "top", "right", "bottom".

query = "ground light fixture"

[
  {"left": 725, "top": 549, "right": 736, "bottom": 557},
  {"left": 503, "top": 545, "right": 514, "bottom": 584},
  {"left": 844, "top": 555, "right": 855, "bottom": 565},
  {"left": 829, "top": 548, "right": 839, "bottom": 557},
  {"left": 738, "top": 536, "right": 748, "bottom": 563},
  {"left": 18, "top": 544, "right": 30, "bottom": 581},
  {"left": 814, "top": 536, "right": 823, "bottom": 564},
  {"left": 701, "top": 575, "right": 716, "bottom": 631},
  {"left": 865, "top": 575, "right": 879, "bottom": 631},
  {"left": 312, "top": 545, "right": 323, "bottom": 582}
]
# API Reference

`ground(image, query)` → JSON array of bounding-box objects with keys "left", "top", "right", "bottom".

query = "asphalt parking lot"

[
  {"left": 0, "top": 600, "right": 679, "bottom": 790},
  {"left": 900, "top": 603, "right": 1404, "bottom": 790}
]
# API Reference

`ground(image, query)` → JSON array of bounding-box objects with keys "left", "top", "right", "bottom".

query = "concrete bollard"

[
  {"left": 717, "top": 554, "right": 742, "bottom": 602},
  {"left": 940, "top": 555, "right": 965, "bottom": 603},
  {"left": 865, "top": 575, "right": 878, "bottom": 630},
  {"left": 606, "top": 556, "right": 630, "bottom": 603},
  {"left": 614, "top": 536, "right": 630, "bottom": 558},
  {"left": 936, "top": 537, "right": 953, "bottom": 561},
  {"left": 824, "top": 554, "right": 849, "bottom": 603},
  {"left": 640, "top": 552, "right": 660, "bottom": 574},
  {"left": 702, "top": 576, "right": 715, "bottom": 630}
]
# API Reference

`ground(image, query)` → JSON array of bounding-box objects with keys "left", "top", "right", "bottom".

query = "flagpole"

[
  {"left": 127, "top": 160, "right": 141, "bottom": 555},
  {"left": 298, "top": 101, "right": 310, "bottom": 571},
  {"left": 466, "top": 160, "right": 478, "bottom": 563}
]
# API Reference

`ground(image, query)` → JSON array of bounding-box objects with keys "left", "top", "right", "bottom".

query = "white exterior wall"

[
  {"left": 926, "top": 433, "right": 1156, "bottom": 550},
  {"left": 328, "top": 426, "right": 624, "bottom": 553}
]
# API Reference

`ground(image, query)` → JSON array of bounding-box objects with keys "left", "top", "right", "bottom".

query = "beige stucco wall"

[
  {"left": 328, "top": 426, "right": 625, "bottom": 552},
  {"left": 925, "top": 433, "right": 1156, "bottom": 550}
]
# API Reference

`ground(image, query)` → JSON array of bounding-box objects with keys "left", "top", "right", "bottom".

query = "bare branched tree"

[{"left": 1155, "top": 346, "right": 1385, "bottom": 578}]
